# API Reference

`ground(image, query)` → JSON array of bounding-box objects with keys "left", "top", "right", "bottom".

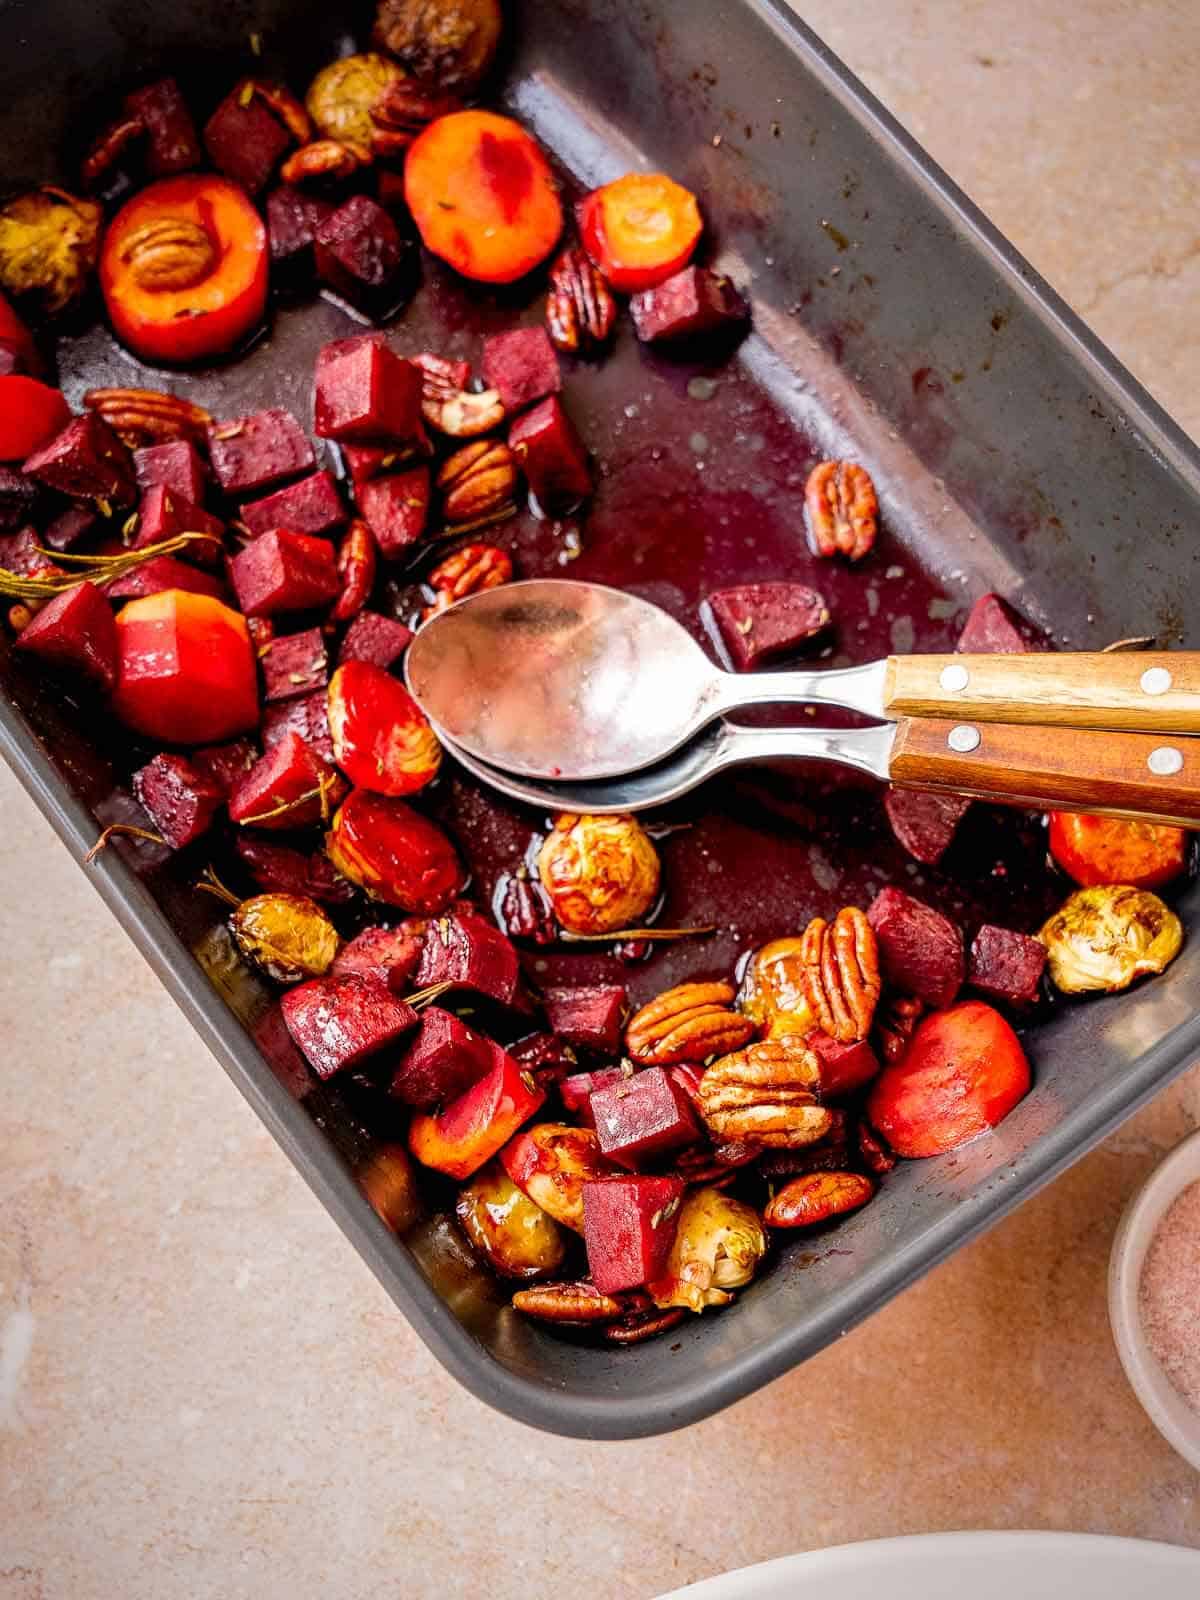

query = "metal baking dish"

[{"left": 3, "top": 0, "right": 1200, "bottom": 1439}]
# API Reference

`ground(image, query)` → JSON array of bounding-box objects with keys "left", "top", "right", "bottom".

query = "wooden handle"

[
  {"left": 883, "top": 651, "right": 1200, "bottom": 733},
  {"left": 889, "top": 717, "right": 1200, "bottom": 826}
]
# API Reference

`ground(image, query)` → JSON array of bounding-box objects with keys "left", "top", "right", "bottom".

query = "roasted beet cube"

[
  {"left": 508, "top": 396, "right": 590, "bottom": 512},
  {"left": 131, "top": 752, "right": 223, "bottom": 849},
  {"left": 481, "top": 326, "right": 561, "bottom": 413},
  {"left": 41, "top": 504, "right": 97, "bottom": 552},
  {"left": 630, "top": 266, "right": 750, "bottom": 344},
  {"left": 706, "top": 582, "right": 831, "bottom": 670},
  {"left": 388, "top": 1006, "right": 495, "bottom": 1108},
  {"left": 590, "top": 1067, "right": 700, "bottom": 1170},
  {"left": 957, "top": 592, "right": 1042, "bottom": 654},
  {"left": 0, "top": 468, "right": 40, "bottom": 532},
  {"left": 282, "top": 973, "right": 417, "bottom": 1079},
  {"left": 261, "top": 688, "right": 333, "bottom": 761},
  {"left": 314, "top": 195, "right": 417, "bottom": 320},
  {"left": 510, "top": 1030, "right": 578, "bottom": 1085},
  {"left": 133, "top": 484, "right": 224, "bottom": 565},
  {"left": 358, "top": 468, "right": 430, "bottom": 559},
  {"left": 341, "top": 444, "right": 393, "bottom": 487},
  {"left": 234, "top": 835, "right": 356, "bottom": 904},
  {"left": 133, "top": 439, "right": 205, "bottom": 504},
  {"left": 582, "top": 1174, "right": 686, "bottom": 1293},
  {"left": 203, "top": 87, "right": 292, "bottom": 195},
  {"left": 807, "top": 1031, "right": 881, "bottom": 1098},
  {"left": 969, "top": 923, "right": 1047, "bottom": 1008},
  {"left": 415, "top": 908, "right": 521, "bottom": 1007},
  {"left": 228, "top": 731, "right": 345, "bottom": 830},
  {"left": 313, "top": 340, "right": 424, "bottom": 447},
  {"left": 339, "top": 610, "right": 413, "bottom": 669},
  {"left": 191, "top": 738, "right": 257, "bottom": 796},
  {"left": 228, "top": 529, "right": 339, "bottom": 617},
  {"left": 241, "top": 470, "right": 345, "bottom": 539},
  {"left": 266, "top": 184, "right": 335, "bottom": 279},
  {"left": 23, "top": 413, "right": 134, "bottom": 506},
  {"left": 14, "top": 580, "right": 116, "bottom": 690},
  {"left": 560, "top": 1065, "right": 634, "bottom": 1128},
  {"left": 542, "top": 985, "right": 626, "bottom": 1054},
  {"left": 124, "top": 77, "right": 201, "bottom": 175},
  {"left": 260, "top": 626, "right": 328, "bottom": 702},
  {"left": 884, "top": 787, "right": 972, "bottom": 867},
  {"left": 867, "top": 886, "right": 964, "bottom": 1010},
  {"left": 207, "top": 409, "right": 315, "bottom": 497},
  {"left": 106, "top": 554, "right": 225, "bottom": 602},
  {"left": 332, "top": 922, "right": 425, "bottom": 993},
  {"left": 0, "top": 524, "right": 50, "bottom": 573}
]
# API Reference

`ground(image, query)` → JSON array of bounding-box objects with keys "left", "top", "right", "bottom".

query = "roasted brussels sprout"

[
  {"left": 1038, "top": 884, "right": 1183, "bottom": 995},
  {"left": 738, "top": 936, "right": 815, "bottom": 1038},
  {"left": 500, "top": 1122, "right": 611, "bottom": 1232},
  {"left": 305, "top": 53, "right": 405, "bottom": 159},
  {"left": 230, "top": 892, "right": 341, "bottom": 983},
  {"left": 373, "top": 0, "right": 503, "bottom": 95},
  {"left": 648, "top": 1187, "right": 767, "bottom": 1312},
  {"left": 537, "top": 812, "right": 661, "bottom": 936},
  {"left": 0, "top": 186, "right": 102, "bottom": 317},
  {"left": 455, "top": 1163, "right": 566, "bottom": 1279}
]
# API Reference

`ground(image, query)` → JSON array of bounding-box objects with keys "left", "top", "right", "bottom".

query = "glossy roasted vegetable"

[
  {"left": 455, "top": 1163, "right": 566, "bottom": 1279},
  {"left": 373, "top": 0, "right": 502, "bottom": 94},
  {"left": 737, "top": 936, "right": 814, "bottom": 1039},
  {"left": 536, "top": 812, "right": 661, "bottom": 936},
  {"left": 1038, "top": 885, "right": 1183, "bottom": 995},
  {"left": 305, "top": 52, "right": 404, "bottom": 158},
  {"left": 500, "top": 1122, "right": 612, "bottom": 1232},
  {"left": 230, "top": 892, "right": 341, "bottom": 983},
  {"left": 647, "top": 1187, "right": 766, "bottom": 1312},
  {"left": 0, "top": 187, "right": 102, "bottom": 317}
]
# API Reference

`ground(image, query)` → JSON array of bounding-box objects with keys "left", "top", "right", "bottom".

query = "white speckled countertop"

[{"left": 3, "top": 3, "right": 1199, "bottom": 1594}]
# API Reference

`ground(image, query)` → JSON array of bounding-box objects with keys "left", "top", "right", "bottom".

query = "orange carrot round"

[
  {"left": 404, "top": 110, "right": 562, "bottom": 284},
  {"left": 578, "top": 173, "right": 702, "bottom": 293}
]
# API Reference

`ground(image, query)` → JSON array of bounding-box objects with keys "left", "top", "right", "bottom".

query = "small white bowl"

[{"left": 1109, "top": 1127, "right": 1200, "bottom": 1470}]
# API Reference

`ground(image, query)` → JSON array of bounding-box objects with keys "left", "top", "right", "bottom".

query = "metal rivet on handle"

[
  {"left": 1141, "top": 666, "right": 1173, "bottom": 696},
  {"left": 1147, "top": 746, "right": 1184, "bottom": 777},
  {"left": 939, "top": 663, "right": 969, "bottom": 692},
  {"left": 947, "top": 724, "right": 981, "bottom": 754}
]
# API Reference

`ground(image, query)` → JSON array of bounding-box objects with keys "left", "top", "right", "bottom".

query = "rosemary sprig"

[
  {"left": 83, "top": 823, "right": 166, "bottom": 863},
  {"left": 1, "top": 531, "right": 222, "bottom": 601},
  {"left": 558, "top": 925, "right": 717, "bottom": 944},
  {"left": 195, "top": 864, "right": 242, "bottom": 908}
]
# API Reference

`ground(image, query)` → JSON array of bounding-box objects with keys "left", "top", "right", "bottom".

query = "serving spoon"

[{"left": 406, "top": 579, "right": 1200, "bottom": 782}]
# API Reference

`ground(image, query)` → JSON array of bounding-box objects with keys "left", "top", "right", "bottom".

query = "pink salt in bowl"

[{"left": 1109, "top": 1127, "right": 1200, "bottom": 1471}]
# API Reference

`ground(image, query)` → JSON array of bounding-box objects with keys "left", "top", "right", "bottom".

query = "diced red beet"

[
  {"left": 481, "top": 326, "right": 561, "bottom": 413},
  {"left": 14, "top": 580, "right": 116, "bottom": 690},
  {"left": 867, "top": 886, "right": 964, "bottom": 1010},
  {"left": 0, "top": 524, "right": 50, "bottom": 573},
  {"left": 207, "top": 409, "right": 315, "bottom": 496},
  {"left": 314, "top": 195, "right": 418, "bottom": 321},
  {"left": 884, "top": 787, "right": 972, "bottom": 866},
  {"left": 41, "top": 504, "right": 97, "bottom": 552},
  {"left": 191, "top": 738, "right": 257, "bottom": 796},
  {"left": 124, "top": 77, "right": 201, "bottom": 176},
  {"left": 341, "top": 444, "right": 392, "bottom": 487},
  {"left": 542, "top": 985, "right": 626, "bottom": 1053},
  {"left": 228, "top": 529, "right": 339, "bottom": 617},
  {"left": 282, "top": 973, "right": 417, "bottom": 1079},
  {"left": 629, "top": 266, "right": 750, "bottom": 344},
  {"left": 0, "top": 469, "right": 38, "bottom": 533},
  {"left": 133, "top": 484, "right": 224, "bottom": 565},
  {"left": 408, "top": 1045, "right": 545, "bottom": 1178},
  {"left": 314, "top": 340, "right": 424, "bottom": 447},
  {"left": 415, "top": 908, "right": 521, "bottom": 1007},
  {"left": 358, "top": 468, "right": 430, "bottom": 559},
  {"left": 314, "top": 332, "right": 385, "bottom": 379},
  {"left": 560, "top": 1065, "right": 634, "bottom": 1128},
  {"left": 956, "top": 592, "right": 1043, "bottom": 654},
  {"left": 338, "top": 610, "right": 413, "bottom": 669},
  {"left": 234, "top": 835, "right": 356, "bottom": 904},
  {"left": 266, "top": 184, "right": 335, "bottom": 278},
  {"left": 590, "top": 1067, "right": 700, "bottom": 1171},
  {"left": 332, "top": 922, "right": 425, "bottom": 994},
  {"left": 203, "top": 87, "right": 292, "bottom": 195},
  {"left": 508, "top": 396, "right": 590, "bottom": 512},
  {"left": 261, "top": 688, "right": 333, "bottom": 761},
  {"left": 510, "top": 1030, "right": 578, "bottom": 1085},
  {"left": 387, "top": 1006, "right": 495, "bottom": 1108},
  {"left": 228, "top": 731, "right": 346, "bottom": 830},
  {"left": 23, "top": 413, "right": 134, "bottom": 505},
  {"left": 706, "top": 582, "right": 831, "bottom": 670},
  {"left": 240, "top": 470, "right": 345, "bottom": 539},
  {"left": 968, "top": 923, "right": 1047, "bottom": 1008},
  {"left": 260, "top": 626, "right": 328, "bottom": 702},
  {"left": 133, "top": 439, "right": 205, "bottom": 504},
  {"left": 582, "top": 1174, "right": 686, "bottom": 1293},
  {"left": 806, "top": 1031, "right": 881, "bottom": 1098},
  {"left": 106, "top": 554, "right": 225, "bottom": 602},
  {"left": 131, "top": 752, "right": 223, "bottom": 849}
]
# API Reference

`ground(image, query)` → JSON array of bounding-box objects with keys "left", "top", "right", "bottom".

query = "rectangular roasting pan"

[{"left": 3, "top": 0, "right": 1200, "bottom": 1438}]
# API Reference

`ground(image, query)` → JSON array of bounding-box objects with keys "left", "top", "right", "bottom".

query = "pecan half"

[
  {"left": 281, "top": 139, "right": 362, "bottom": 185},
  {"left": 546, "top": 246, "right": 617, "bottom": 355},
  {"left": 875, "top": 993, "right": 923, "bottom": 1064},
  {"left": 422, "top": 542, "right": 512, "bottom": 619},
  {"left": 603, "top": 1306, "right": 688, "bottom": 1345},
  {"left": 495, "top": 869, "right": 557, "bottom": 945},
  {"left": 763, "top": 1170, "right": 874, "bottom": 1228},
  {"left": 118, "top": 217, "right": 215, "bottom": 291},
  {"left": 369, "top": 79, "right": 462, "bottom": 158},
  {"left": 625, "top": 980, "right": 756, "bottom": 1066},
  {"left": 804, "top": 459, "right": 878, "bottom": 561},
  {"left": 83, "top": 387, "right": 213, "bottom": 447},
  {"left": 438, "top": 439, "right": 518, "bottom": 527},
  {"left": 511, "top": 1280, "right": 624, "bottom": 1324},
  {"left": 696, "top": 1036, "right": 831, "bottom": 1148},
  {"left": 856, "top": 1120, "right": 896, "bottom": 1176},
  {"left": 799, "top": 906, "right": 880, "bottom": 1043},
  {"left": 423, "top": 384, "right": 506, "bottom": 439},
  {"left": 238, "top": 78, "right": 311, "bottom": 143}
]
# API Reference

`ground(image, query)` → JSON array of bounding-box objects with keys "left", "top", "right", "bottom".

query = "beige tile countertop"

[{"left": 3, "top": 2, "right": 1200, "bottom": 1595}]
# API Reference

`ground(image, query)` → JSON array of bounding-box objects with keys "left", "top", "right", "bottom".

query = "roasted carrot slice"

[{"left": 577, "top": 173, "right": 702, "bottom": 293}]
